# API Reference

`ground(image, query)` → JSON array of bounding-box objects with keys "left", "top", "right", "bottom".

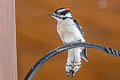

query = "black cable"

[{"left": 24, "top": 42, "right": 120, "bottom": 80}]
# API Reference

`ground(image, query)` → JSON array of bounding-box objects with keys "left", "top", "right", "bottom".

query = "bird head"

[{"left": 49, "top": 8, "right": 72, "bottom": 21}]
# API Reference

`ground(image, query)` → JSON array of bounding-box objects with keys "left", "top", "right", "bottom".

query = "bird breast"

[{"left": 57, "top": 19, "right": 84, "bottom": 43}]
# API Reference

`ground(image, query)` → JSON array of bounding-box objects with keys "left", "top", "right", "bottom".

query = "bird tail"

[
  {"left": 66, "top": 48, "right": 82, "bottom": 77},
  {"left": 81, "top": 48, "right": 88, "bottom": 62}
]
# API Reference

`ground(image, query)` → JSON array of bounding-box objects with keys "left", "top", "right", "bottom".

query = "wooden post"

[{"left": 0, "top": 0, "right": 18, "bottom": 80}]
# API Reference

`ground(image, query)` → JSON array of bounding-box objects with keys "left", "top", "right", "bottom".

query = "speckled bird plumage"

[{"left": 49, "top": 8, "right": 88, "bottom": 77}]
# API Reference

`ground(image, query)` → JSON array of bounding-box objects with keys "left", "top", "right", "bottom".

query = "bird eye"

[{"left": 57, "top": 12, "right": 61, "bottom": 15}]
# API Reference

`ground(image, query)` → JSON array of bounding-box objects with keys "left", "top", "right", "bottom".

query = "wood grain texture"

[{"left": 0, "top": 0, "right": 17, "bottom": 80}]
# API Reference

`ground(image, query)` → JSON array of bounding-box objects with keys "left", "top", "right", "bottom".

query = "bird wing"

[
  {"left": 73, "top": 19, "right": 85, "bottom": 38},
  {"left": 73, "top": 19, "right": 88, "bottom": 62}
]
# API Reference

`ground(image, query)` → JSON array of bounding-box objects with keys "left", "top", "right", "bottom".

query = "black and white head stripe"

[
  {"left": 48, "top": 8, "right": 73, "bottom": 20},
  {"left": 55, "top": 8, "right": 71, "bottom": 16},
  {"left": 55, "top": 8, "right": 66, "bottom": 13}
]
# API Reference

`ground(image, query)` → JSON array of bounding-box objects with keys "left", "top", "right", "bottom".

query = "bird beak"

[{"left": 48, "top": 13, "right": 54, "bottom": 16}]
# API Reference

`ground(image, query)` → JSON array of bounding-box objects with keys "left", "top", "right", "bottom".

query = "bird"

[{"left": 49, "top": 8, "right": 88, "bottom": 77}]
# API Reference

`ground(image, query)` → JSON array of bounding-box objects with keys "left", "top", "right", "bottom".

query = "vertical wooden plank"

[{"left": 0, "top": 0, "right": 18, "bottom": 80}]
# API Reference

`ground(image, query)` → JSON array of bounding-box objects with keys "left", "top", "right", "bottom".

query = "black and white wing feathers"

[{"left": 73, "top": 18, "right": 88, "bottom": 62}]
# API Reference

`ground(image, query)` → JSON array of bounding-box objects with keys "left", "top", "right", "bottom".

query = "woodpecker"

[{"left": 49, "top": 8, "right": 88, "bottom": 77}]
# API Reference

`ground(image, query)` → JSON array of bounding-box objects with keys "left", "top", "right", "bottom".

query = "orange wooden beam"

[{"left": 0, "top": 0, "right": 18, "bottom": 80}]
